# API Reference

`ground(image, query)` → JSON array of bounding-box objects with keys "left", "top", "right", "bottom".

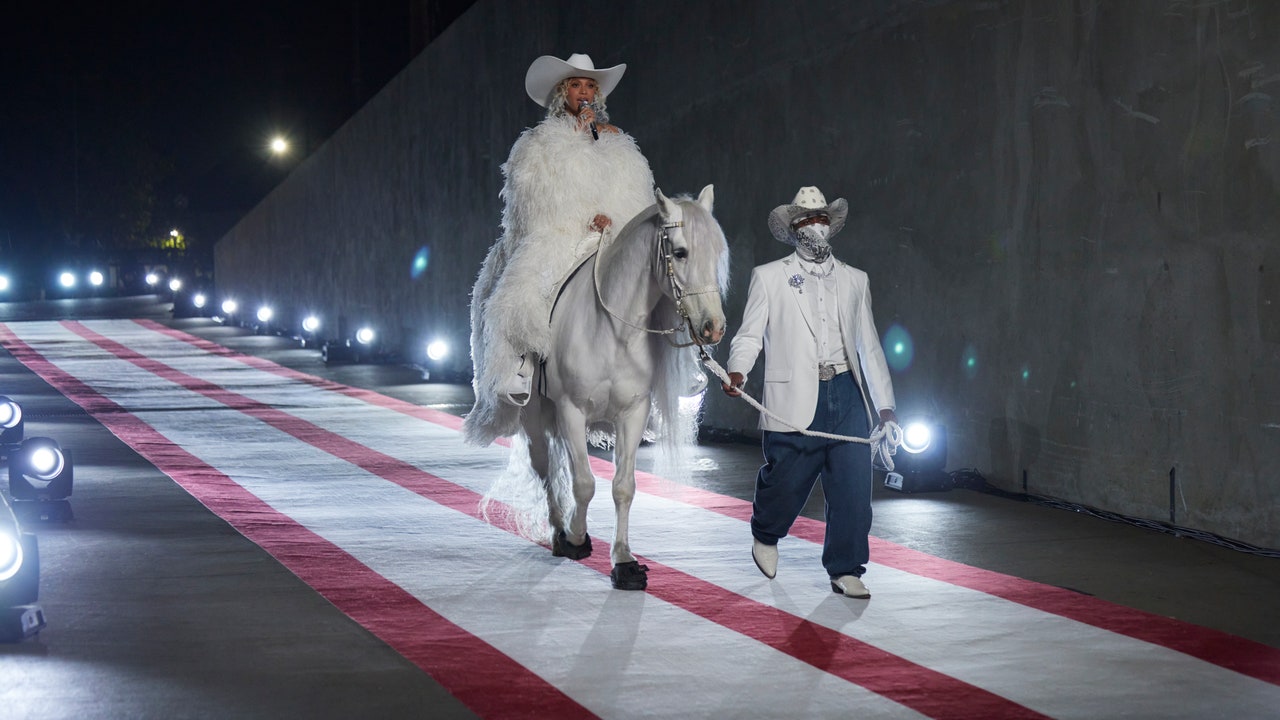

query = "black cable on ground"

[{"left": 947, "top": 468, "right": 1280, "bottom": 559}]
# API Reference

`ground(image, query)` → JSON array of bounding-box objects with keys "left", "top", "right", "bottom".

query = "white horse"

[{"left": 517, "top": 185, "right": 728, "bottom": 590}]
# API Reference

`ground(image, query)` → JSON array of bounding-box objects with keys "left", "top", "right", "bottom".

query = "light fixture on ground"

[
  {"left": 0, "top": 492, "right": 44, "bottom": 642},
  {"left": 172, "top": 288, "right": 209, "bottom": 318},
  {"left": 323, "top": 325, "right": 377, "bottom": 364},
  {"left": 8, "top": 436, "right": 74, "bottom": 522},
  {"left": 88, "top": 270, "right": 104, "bottom": 288},
  {"left": 219, "top": 299, "right": 239, "bottom": 324},
  {"left": 419, "top": 338, "right": 451, "bottom": 380},
  {"left": 145, "top": 272, "right": 160, "bottom": 288},
  {"left": 255, "top": 305, "right": 274, "bottom": 334},
  {"left": 0, "top": 275, "right": 10, "bottom": 293},
  {"left": 298, "top": 315, "right": 322, "bottom": 347},
  {"left": 881, "top": 418, "right": 951, "bottom": 493},
  {"left": 0, "top": 396, "right": 22, "bottom": 447},
  {"left": 58, "top": 272, "right": 75, "bottom": 289},
  {"left": 426, "top": 340, "right": 448, "bottom": 362}
]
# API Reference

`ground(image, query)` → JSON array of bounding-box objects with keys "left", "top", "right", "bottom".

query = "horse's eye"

[{"left": 673, "top": 248, "right": 689, "bottom": 260}]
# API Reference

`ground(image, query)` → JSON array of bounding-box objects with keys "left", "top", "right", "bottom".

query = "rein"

[
  {"left": 696, "top": 348, "right": 903, "bottom": 469},
  {"left": 591, "top": 220, "right": 716, "bottom": 347}
]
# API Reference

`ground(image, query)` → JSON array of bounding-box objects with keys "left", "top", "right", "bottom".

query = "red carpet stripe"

[
  {"left": 137, "top": 319, "right": 1280, "bottom": 687},
  {"left": 43, "top": 320, "right": 1053, "bottom": 719},
  {"left": 0, "top": 322, "right": 594, "bottom": 720}
]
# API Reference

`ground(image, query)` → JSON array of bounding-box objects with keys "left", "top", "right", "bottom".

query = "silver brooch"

[{"left": 789, "top": 274, "right": 805, "bottom": 293}]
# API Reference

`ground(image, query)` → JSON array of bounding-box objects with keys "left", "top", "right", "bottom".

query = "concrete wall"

[{"left": 216, "top": 1, "right": 1280, "bottom": 548}]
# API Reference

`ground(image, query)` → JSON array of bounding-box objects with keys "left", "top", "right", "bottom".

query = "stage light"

[
  {"left": 0, "top": 524, "right": 21, "bottom": 583},
  {"left": 145, "top": 272, "right": 160, "bottom": 287},
  {"left": 221, "top": 299, "right": 238, "bottom": 316},
  {"left": 0, "top": 275, "right": 10, "bottom": 293},
  {"left": 192, "top": 293, "right": 207, "bottom": 309},
  {"left": 0, "top": 396, "right": 22, "bottom": 447},
  {"left": 0, "top": 492, "right": 44, "bottom": 641},
  {"left": 168, "top": 278, "right": 183, "bottom": 292},
  {"left": 58, "top": 272, "right": 75, "bottom": 288},
  {"left": 426, "top": 340, "right": 448, "bottom": 361},
  {"left": 882, "top": 418, "right": 950, "bottom": 493},
  {"left": 355, "top": 327, "right": 375, "bottom": 345},
  {"left": 901, "top": 422, "right": 933, "bottom": 454},
  {"left": 88, "top": 270, "right": 104, "bottom": 287},
  {"left": 296, "top": 315, "right": 322, "bottom": 348},
  {"left": 9, "top": 437, "right": 74, "bottom": 508}
]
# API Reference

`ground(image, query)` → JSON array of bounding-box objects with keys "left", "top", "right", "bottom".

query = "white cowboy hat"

[
  {"left": 767, "top": 186, "right": 849, "bottom": 246},
  {"left": 524, "top": 53, "right": 626, "bottom": 108}
]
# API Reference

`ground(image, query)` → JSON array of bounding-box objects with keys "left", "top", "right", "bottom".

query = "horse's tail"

[{"left": 478, "top": 421, "right": 575, "bottom": 543}]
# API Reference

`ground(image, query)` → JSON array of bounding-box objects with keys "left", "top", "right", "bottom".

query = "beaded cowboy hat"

[
  {"left": 768, "top": 186, "right": 849, "bottom": 246},
  {"left": 524, "top": 53, "right": 626, "bottom": 108}
]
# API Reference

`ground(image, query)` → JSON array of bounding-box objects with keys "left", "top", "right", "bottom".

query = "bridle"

[{"left": 592, "top": 219, "right": 720, "bottom": 348}]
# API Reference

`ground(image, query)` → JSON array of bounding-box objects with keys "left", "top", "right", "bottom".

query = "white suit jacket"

[{"left": 727, "top": 253, "right": 896, "bottom": 431}]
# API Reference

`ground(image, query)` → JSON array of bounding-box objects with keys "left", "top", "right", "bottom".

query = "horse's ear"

[
  {"left": 697, "top": 184, "right": 714, "bottom": 212},
  {"left": 655, "top": 187, "right": 676, "bottom": 217}
]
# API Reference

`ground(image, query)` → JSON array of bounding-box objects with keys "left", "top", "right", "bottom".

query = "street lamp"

[{"left": 270, "top": 136, "right": 289, "bottom": 156}]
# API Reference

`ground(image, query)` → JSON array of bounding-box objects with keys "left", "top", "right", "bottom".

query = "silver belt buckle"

[{"left": 818, "top": 363, "right": 836, "bottom": 381}]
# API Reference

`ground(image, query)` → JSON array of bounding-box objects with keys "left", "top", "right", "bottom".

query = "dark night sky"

[{"left": 1, "top": 2, "right": 469, "bottom": 271}]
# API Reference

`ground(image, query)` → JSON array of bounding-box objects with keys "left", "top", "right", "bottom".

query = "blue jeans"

[{"left": 751, "top": 371, "right": 872, "bottom": 578}]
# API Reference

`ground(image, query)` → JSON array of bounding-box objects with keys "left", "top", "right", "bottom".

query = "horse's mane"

[{"left": 641, "top": 194, "right": 730, "bottom": 482}]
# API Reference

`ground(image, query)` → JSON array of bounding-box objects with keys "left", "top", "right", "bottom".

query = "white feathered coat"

[{"left": 465, "top": 115, "right": 655, "bottom": 444}]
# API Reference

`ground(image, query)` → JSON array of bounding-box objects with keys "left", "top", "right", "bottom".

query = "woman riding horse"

[{"left": 466, "top": 53, "right": 656, "bottom": 447}]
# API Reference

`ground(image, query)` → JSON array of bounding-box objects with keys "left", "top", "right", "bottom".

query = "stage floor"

[{"left": 0, "top": 309, "right": 1276, "bottom": 719}]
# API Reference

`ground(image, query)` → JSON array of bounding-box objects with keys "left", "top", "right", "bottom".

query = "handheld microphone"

[{"left": 579, "top": 100, "right": 599, "bottom": 140}]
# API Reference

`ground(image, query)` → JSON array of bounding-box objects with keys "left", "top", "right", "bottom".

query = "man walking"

[{"left": 722, "top": 186, "right": 897, "bottom": 598}]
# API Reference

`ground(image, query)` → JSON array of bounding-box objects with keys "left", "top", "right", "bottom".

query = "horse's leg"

[
  {"left": 608, "top": 402, "right": 651, "bottom": 590},
  {"left": 555, "top": 404, "right": 597, "bottom": 558},
  {"left": 522, "top": 398, "right": 563, "bottom": 538}
]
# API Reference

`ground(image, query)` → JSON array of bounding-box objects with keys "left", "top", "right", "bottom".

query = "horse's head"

[{"left": 654, "top": 185, "right": 728, "bottom": 345}]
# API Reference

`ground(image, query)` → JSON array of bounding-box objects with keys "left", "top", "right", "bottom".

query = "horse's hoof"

[
  {"left": 610, "top": 561, "right": 649, "bottom": 591},
  {"left": 552, "top": 530, "right": 592, "bottom": 560}
]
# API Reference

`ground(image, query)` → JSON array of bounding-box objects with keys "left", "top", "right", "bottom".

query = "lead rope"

[{"left": 696, "top": 348, "right": 902, "bottom": 471}]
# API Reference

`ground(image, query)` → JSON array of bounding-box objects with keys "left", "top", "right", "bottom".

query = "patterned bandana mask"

[{"left": 795, "top": 223, "right": 832, "bottom": 263}]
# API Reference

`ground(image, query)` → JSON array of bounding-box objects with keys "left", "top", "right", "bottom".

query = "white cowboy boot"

[
  {"left": 501, "top": 354, "right": 533, "bottom": 406},
  {"left": 751, "top": 538, "right": 778, "bottom": 579},
  {"left": 830, "top": 575, "right": 870, "bottom": 599}
]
